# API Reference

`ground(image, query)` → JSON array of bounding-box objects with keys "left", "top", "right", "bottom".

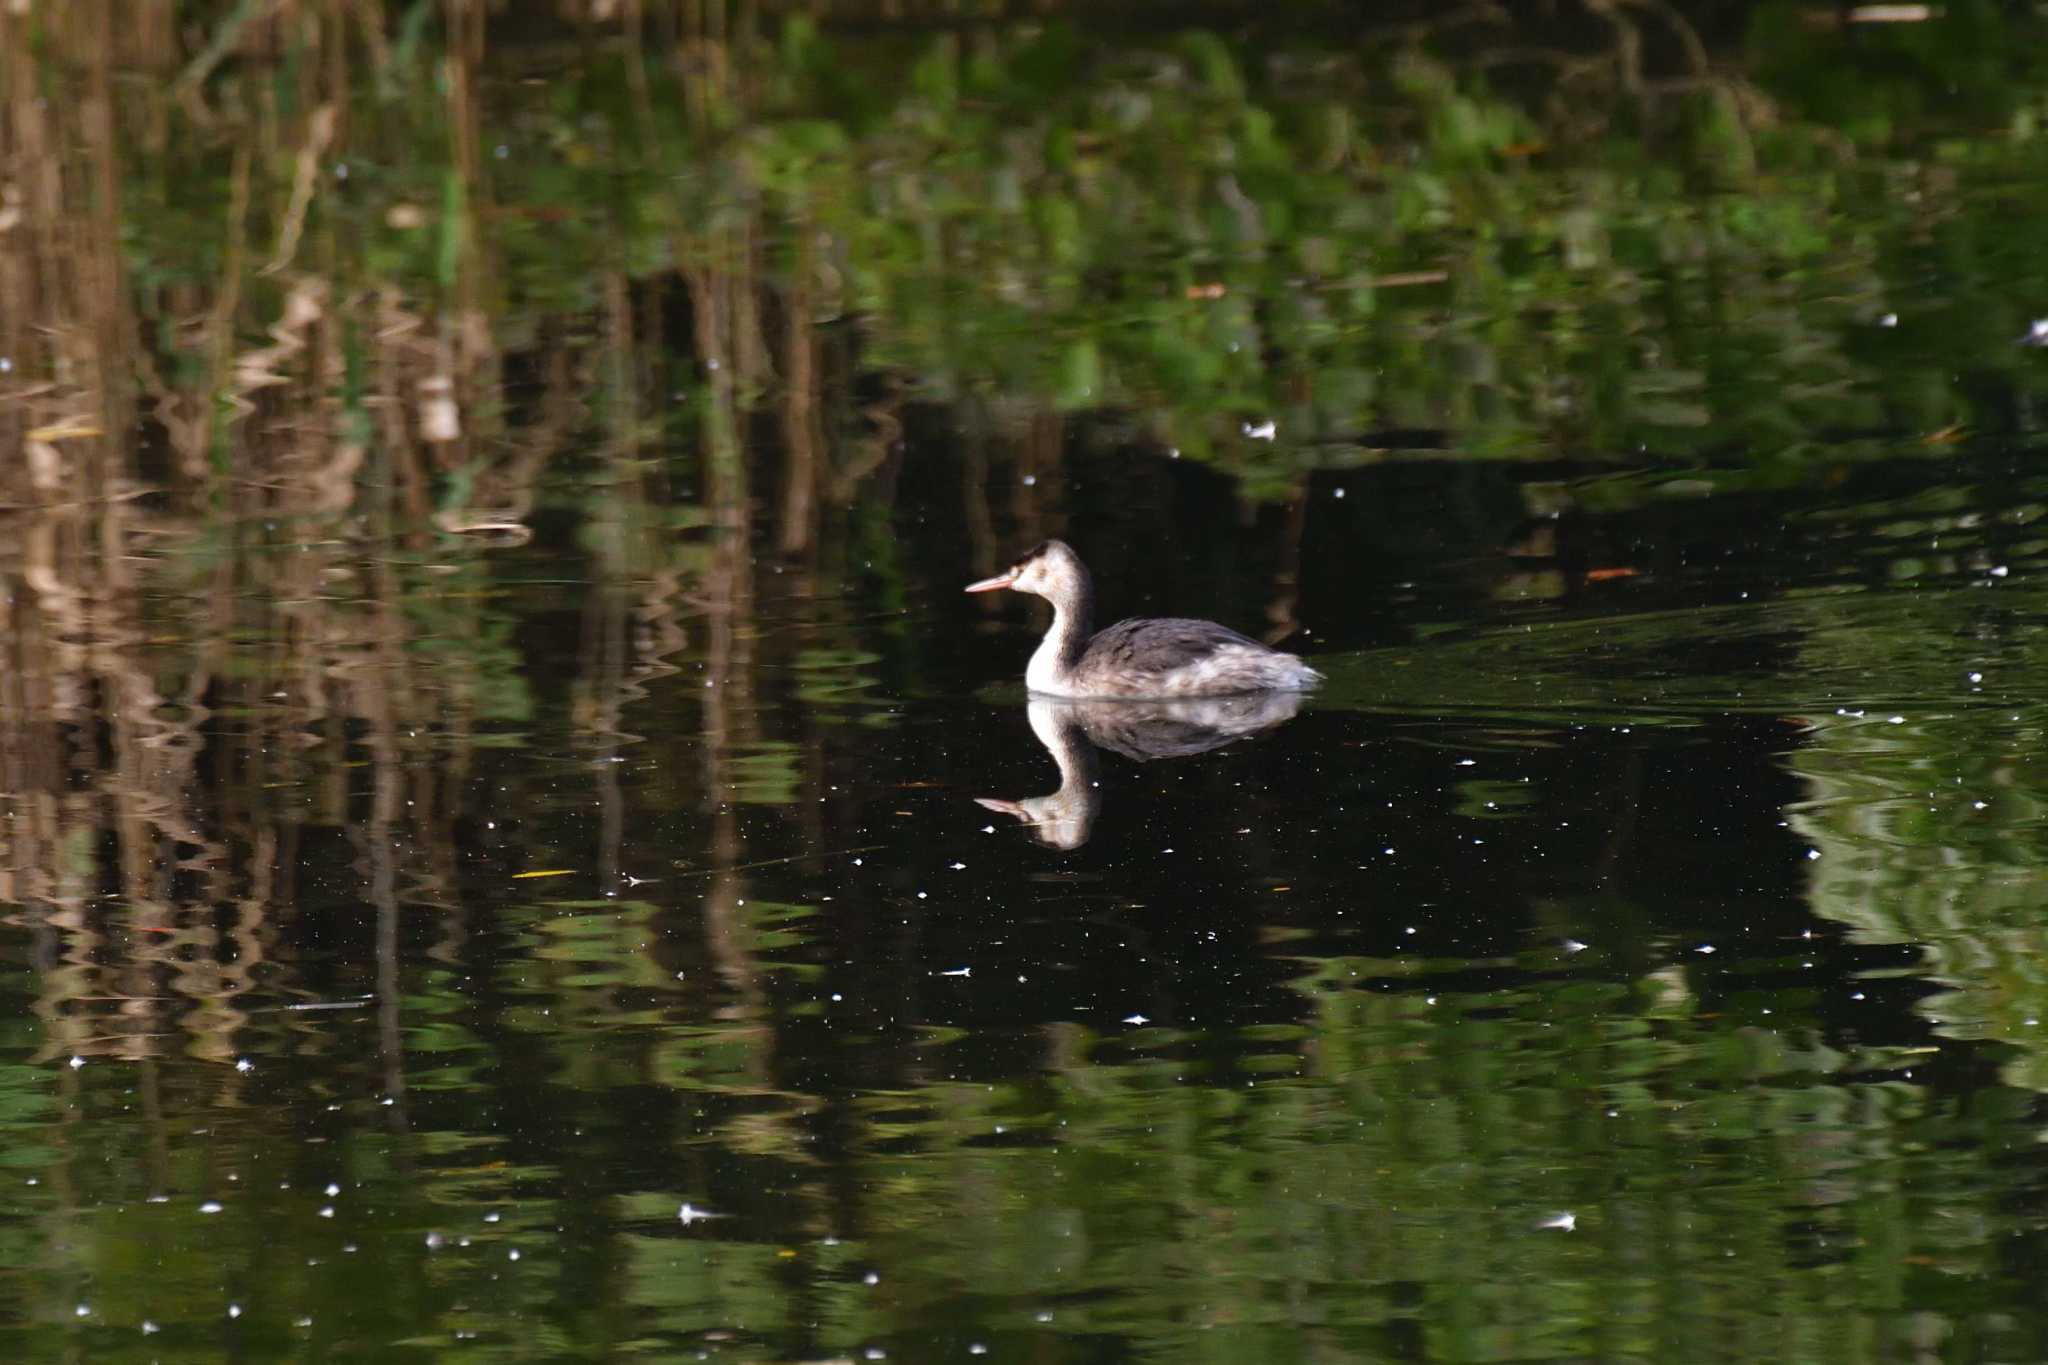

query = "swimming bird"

[{"left": 964, "top": 540, "right": 1320, "bottom": 698}]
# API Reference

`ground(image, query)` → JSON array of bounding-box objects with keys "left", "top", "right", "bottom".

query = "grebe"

[
  {"left": 978, "top": 693, "right": 1306, "bottom": 848},
  {"left": 965, "top": 540, "right": 1320, "bottom": 698}
]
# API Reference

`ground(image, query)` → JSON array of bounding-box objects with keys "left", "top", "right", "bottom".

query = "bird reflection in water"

[{"left": 976, "top": 692, "right": 1306, "bottom": 849}]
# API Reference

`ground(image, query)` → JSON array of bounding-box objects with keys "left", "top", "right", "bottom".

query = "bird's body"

[{"left": 966, "top": 540, "right": 1320, "bottom": 699}]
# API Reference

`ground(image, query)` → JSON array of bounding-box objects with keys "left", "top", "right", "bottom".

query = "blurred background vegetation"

[
  {"left": 9, "top": 0, "right": 2048, "bottom": 523},
  {"left": 9, "top": 2, "right": 2048, "bottom": 1359}
]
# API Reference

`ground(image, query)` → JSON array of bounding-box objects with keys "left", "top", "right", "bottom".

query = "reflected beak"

[
  {"left": 975, "top": 797, "right": 1029, "bottom": 818},
  {"left": 964, "top": 570, "right": 1017, "bottom": 593}
]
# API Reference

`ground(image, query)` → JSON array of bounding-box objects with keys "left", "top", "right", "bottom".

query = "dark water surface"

[
  {"left": 10, "top": 447, "right": 2048, "bottom": 1361},
  {"left": 12, "top": 3, "right": 2048, "bottom": 1361}
]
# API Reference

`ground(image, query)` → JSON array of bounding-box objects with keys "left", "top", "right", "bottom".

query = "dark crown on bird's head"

[{"left": 1014, "top": 539, "right": 1073, "bottom": 568}]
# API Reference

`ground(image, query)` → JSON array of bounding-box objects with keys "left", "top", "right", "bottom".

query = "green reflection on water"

[{"left": 9, "top": 2, "right": 2048, "bottom": 1361}]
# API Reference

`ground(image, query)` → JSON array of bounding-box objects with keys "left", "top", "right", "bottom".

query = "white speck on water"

[
  {"left": 228, "top": 1304, "right": 242, "bottom": 1319},
  {"left": 325, "top": 1183, "right": 340, "bottom": 1197},
  {"left": 74, "top": 1305, "right": 89, "bottom": 1318},
  {"left": 141, "top": 1319, "right": 159, "bottom": 1334},
  {"left": 425, "top": 1232, "right": 446, "bottom": 1250},
  {"left": 319, "top": 1206, "right": 335, "bottom": 1219},
  {"left": 1806, "top": 849, "right": 1821, "bottom": 861},
  {"left": 864, "top": 1271, "right": 880, "bottom": 1286},
  {"left": 1696, "top": 944, "right": 1717, "bottom": 955},
  {"left": 981, "top": 825, "right": 995, "bottom": 834},
  {"left": 865, "top": 1350, "right": 887, "bottom": 1362},
  {"left": 1456, "top": 759, "right": 1476, "bottom": 767},
  {"left": 970, "top": 1346, "right": 989, "bottom": 1357},
  {"left": 68, "top": 1056, "right": 84, "bottom": 1070},
  {"left": 1405, "top": 926, "right": 1417, "bottom": 935},
  {"left": 1035, "top": 1310, "right": 1054, "bottom": 1324},
  {"left": 1852, "top": 992, "right": 1866, "bottom": 1001},
  {"left": 1969, "top": 672, "right": 1984, "bottom": 683},
  {"left": 296, "top": 1317, "right": 313, "bottom": 1328},
  {"left": 1022, "top": 474, "right": 1037, "bottom": 486},
  {"left": 1334, "top": 487, "right": 1346, "bottom": 498},
  {"left": 853, "top": 858, "right": 863, "bottom": 866},
  {"left": 483, "top": 1211, "right": 500, "bottom": 1224},
  {"left": 0, "top": 357, "right": 12, "bottom": 372},
  {"left": 1123, "top": 1014, "right": 1149, "bottom": 1025},
  {"left": 941, "top": 967, "right": 971, "bottom": 978},
  {"left": 1880, "top": 312, "right": 1898, "bottom": 327},
  {"left": 200, "top": 1201, "right": 223, "bottom": 1214},
  {"left": 1563, "top": 939, "right": 1588, "bottom": 954},
  {"left": 1991, "top": 565, "right": 2010, "bottom": 578},
  {"left": 1538, "top": 1212, "right": 1576, "bottom": 1232},
  {"left": 508, "top": 1249, "right": 521, "bottom": 1261},
  {"left": 236, "top": 1058, "right": 254, "bottom": 1073},
  {"left": 1242, "top": 419, "right": 1277, "bottom": 441},
  {"left": 1887, "top": 715, "right": 1906, "bottom": 724}
]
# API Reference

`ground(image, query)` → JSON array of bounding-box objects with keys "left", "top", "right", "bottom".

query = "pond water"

[{"left": 10, "top": 3, "right": 2048, "bottom": 1362}]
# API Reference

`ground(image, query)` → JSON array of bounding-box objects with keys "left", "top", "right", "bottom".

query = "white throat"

[{"left": 1024, "top": 599, "right": 1085, "bottom": 695}]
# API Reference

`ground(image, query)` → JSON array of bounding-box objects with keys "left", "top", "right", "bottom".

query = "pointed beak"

[
  {"left": 964, "top": 570, "right": 1017, "bottom": 593},
  {"left": 975, "top": 797, "right": 1029, "bottom": 818}
]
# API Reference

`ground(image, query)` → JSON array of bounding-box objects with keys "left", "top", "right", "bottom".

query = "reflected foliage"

[{"left": 6, "top": 1, "right": 2048, "bottom": 1361}]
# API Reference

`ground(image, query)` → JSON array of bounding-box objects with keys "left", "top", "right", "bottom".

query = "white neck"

[{"left": 1024, "top": 595, "right": 1090, "bottom": 696}]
